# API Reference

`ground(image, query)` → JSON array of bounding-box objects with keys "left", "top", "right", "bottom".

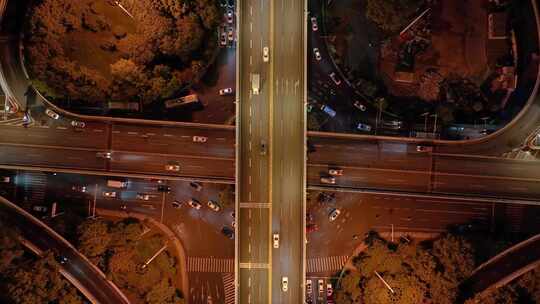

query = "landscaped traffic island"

[{"left": 24, "top": 0, "right": 220, "bottom": 109}]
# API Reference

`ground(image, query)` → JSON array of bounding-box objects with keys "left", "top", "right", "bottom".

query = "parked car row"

[{"left": 306, "top": 279, "right": 334, "bottom": 303}]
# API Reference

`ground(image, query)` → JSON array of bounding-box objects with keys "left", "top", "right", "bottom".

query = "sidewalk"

[{"left": 96, "top": 208, "right": 190, "bottom": 303}]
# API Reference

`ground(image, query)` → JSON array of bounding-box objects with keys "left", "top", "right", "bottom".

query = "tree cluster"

[
  {"left": 335, "top": 233, "right": 476, "bottom": 304},
  {"left": 77, "top": 218, "right": 184, "bottom": 304},
  {"left": 365, "top": 0, "right": 423, "bottom": 33},
  {"left": 25, "top": 0, "right": 220, "bottom": 105},
  {"left": 0, "top": 218, "right": 83, "bottom": 304}
]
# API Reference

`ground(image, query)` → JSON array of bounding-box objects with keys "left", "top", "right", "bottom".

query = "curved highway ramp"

[{"left": 0, "top": 195, "right": 130, "bottom": 304}]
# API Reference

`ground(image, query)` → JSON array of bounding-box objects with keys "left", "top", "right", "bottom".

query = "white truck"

[
  {"left": 107, "top": 180, "right": 128, "bottom": 189},
  {"left": 251, "top": 73, "right": 260, "bottom": 95}
]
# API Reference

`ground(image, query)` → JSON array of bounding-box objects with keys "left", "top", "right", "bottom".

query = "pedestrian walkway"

[
  {"left": 187, "top": 257, "right": 234, "bottom": 273},
  {"left": 222, "top": 272, "right": 235, "bottom": 304},
  {"left": 307, "top": 255, "right": 349, "bottom": 274}
]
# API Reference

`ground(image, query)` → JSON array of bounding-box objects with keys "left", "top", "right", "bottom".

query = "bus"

[
  {"left": 251, "top": 74, "right": 260, "bottom": 95},
  {"left": 164, "top": 94, "right": 201, "bottom": 109}
]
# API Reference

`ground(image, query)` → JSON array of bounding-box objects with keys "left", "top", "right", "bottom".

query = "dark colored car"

[
  {"left": 157, "top": 185, "right": 171, "bottom": 192},
  {"left": 221, "top": 226, "right": 234, "bottom": 239}
]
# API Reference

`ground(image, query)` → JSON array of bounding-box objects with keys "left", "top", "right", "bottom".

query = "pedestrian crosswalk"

[
  {"left": 20, "top": 172, "right": 47, "bottom": 206},
  {"left": 307, "top": 255, "right": 349, "bottom": 274},
  {"left": 222, "top": 273, "right": 235, "bottom": 304},
  {"left": 188, "top": 257, "right": 234, "bottom": 273}
]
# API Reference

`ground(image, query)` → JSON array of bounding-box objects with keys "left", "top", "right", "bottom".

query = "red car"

[{"left": 306, "top": 223, "right": 319, "bottom": 233}]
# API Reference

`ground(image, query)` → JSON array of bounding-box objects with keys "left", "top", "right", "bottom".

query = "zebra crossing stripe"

[
  {"left": 187, "top": 257, "right": 234, "bottom": 273},
  {"left": 307, "top": 255, "right": 349, "bottom": 273},
  {"left": 222, "top": 273, "right": 235, "bottom": 304}
]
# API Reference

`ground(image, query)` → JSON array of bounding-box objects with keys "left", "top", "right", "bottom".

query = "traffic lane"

[
  {"left": 433, "top": 174, "right": 540, "bottom": 199},
  {"left": 111, "top": 124, "right": 235, "bottom": 158},
  {"left": 307, "top": 165, "right": 430, "bottom": 192},
  {"left": 0, "top": 124, "right": 109, "bottom": 149},
  {"left": 434, "top": 154, "right": 540, "bottom": 179},
  {"left": 0, "top": 38, "right": 31, "bottom": 107},
  {"left": 0, "top": 145, "right": 106, "bottom": 170},
  {"left": 239, "top": 268, "right": 269, "bottom": 304},
  {"left": 239, "top": 208, "right": 270, "bottom": 263},
  {"left": 0, "top": 202, "right": 129, "bottom": 304},
  {"left": 189, "top": 273, "right": 227, "bottom": 304},
  {"left": 110, "top": 152, "right": 235, "bottom": 180},
  {"left": 308, "top": 138, "right": 430, "bottom": 171}
]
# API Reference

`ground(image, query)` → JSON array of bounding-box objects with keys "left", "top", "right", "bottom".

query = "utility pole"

[
  {"left": 374, "top": 271, "right": 395, "bottom": 294},
  {"left": 140, "top": 243, "right": 168, "bottom": 270}
]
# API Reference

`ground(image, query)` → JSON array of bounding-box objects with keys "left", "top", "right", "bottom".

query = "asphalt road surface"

[
  {"left": 271, "top": 0, "right": 305, "bottom": 302},
  {"left": 237, "top": 0, "right": 272, "bottom": 302},
  {"left": 0, "top": 196, "right": 129, "bottom": 304},
  {"left": 308, "top": 136, "right": 540, "bottom": 200}
]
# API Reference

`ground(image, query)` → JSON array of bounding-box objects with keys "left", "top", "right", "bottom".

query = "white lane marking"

[
  {"left": 250, "top": 55, "right": 252, "bottom": 65},
  {"left": 93, "top": 129, "right": 103, "bottom": 132},
  {"left": 250, "top": 5, "right": 252, "bottom": 16},
  {"left": 181, "top": 135, "right": 190, "bottom": 138},
  {"left": 250, "top": 39, "right": 252, "bottom": 49},
  {"left": 248, "top": 277, "right": 251, "bottom": 287},
  {"left": 249, "top": 192, "right": 252, "bottom": 201},
  {"left": 248, "top": 175, "right": 252, "bottom": 185},
  {"left": 57, "top": 126, "right": 67, "bottom": 130},
  {"left": 216, "top": 137, "right": 226, "bottom": 141},
  {"left": 40, "top": 125, "right": 49, "bottom": 128},
  {"left": 249, "top": 158, "right": 252, "bottom": 167},
  {"left": 249, "top": 141, "right": 252, "bottom": 151},
  {"left": 248, "top": 243, "right": 251, "bottom": 253},
  {"left": 163, "top": 134, "right": 173, "bottom": 137},
  {"left": 250, "top": 22, "right": 252, "bottom": 32},
  {"left": 248, "top": 226, "right": 251, "bottom": 237},
  {"left": 127, "top": 131, "right": 138, "bottom": 135},
  {"left": 146, "top": 132, "right": 156, "bottom": 136},
  {"left": 248, "top": 209, "right": 252, "bottom": 219},
  {"left": 249, "top": 106, "right": 252, "bottom": 117},
  {"left": 260, "top": 38, "right": 263, "bottom": 50},
  {"left": 249, "top": 123, "right": 252, "bottom": 135}
]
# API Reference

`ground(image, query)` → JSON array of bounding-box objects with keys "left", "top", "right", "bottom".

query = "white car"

[
  {"left": 219, "top": 88, "right": 233, "bottom": 95},
  {"left": 313, "top": 48, "right": 321, "bottom": 61},
  {"left": 136, "top": 193, "right": 150, "bottom": 201},
  {"left": 45, "top": 109, "right": 60, "bottom": 120},
  {"left": 263, "top": 46, "right": 269, "bottom": 62},
  {"left": 328, "top": 169, "right": 343, "bottom": 176},
  {"left": 71, "top": 120, "right": 85, "bottom": 128},
  {"left": 193, "top": 136, "right": 208, "bottom": 143},
  {"left": 320, "top": 176, "right": 336, "bottom": 184},
  {"left": 353, "top": 100, "right": 366, "bottom": 111},
  {"left": 310, "top": 17, "right": 318, "bottom": 31},
  {"left": 172, "top": 201, "right": 182, "bottom": 209},
  {"left": 207, "top": 200, "right": 221, "bottom": 212},
  {"left": 273, "top": 233, "right": 279, "bottom": 248},
  {"left": 1, "top": 176, "right": 10, "bottom": 183},
  {"left": 33, "top": 205, "right": 48, "bottom": 212},
  {"left": 188, "top": 199, "right": 202, "bottom": 210},
  {"left": 318, "top": 279, "right": 324, "bottom": 294},
  {"left": 306, "top": 279, "right": 313, "bottom": 294},
  {"left": 165, "top": 163, "right": 180, "bottom": 171},
  {"left": 329, "top": 208, "right": 341, "bottom": 221},
  {"left": 226, "top": 10, "right": 234, "bottom": 23},
  {"left": 329, "top": 72, "right": 341, "bottom": 85},
  {"left": 282, "top": 277, "right": 288, "bottom": 292},
  {"left": 96, "top": 152, "right": 112, "bottom": 159},
  {"left": 103, "top": 191, "right": 117, "bottom": 198}
]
